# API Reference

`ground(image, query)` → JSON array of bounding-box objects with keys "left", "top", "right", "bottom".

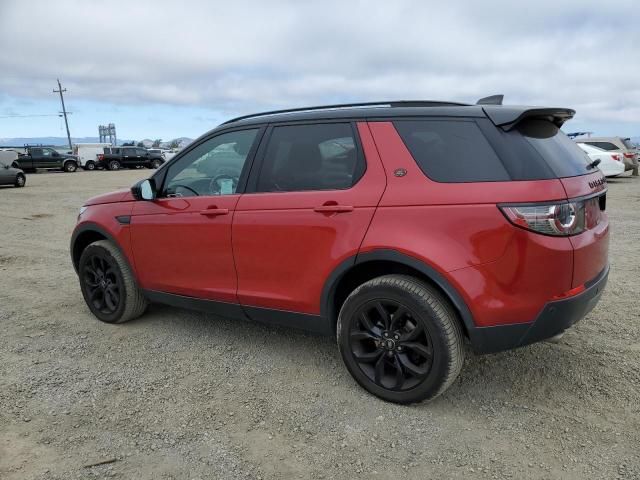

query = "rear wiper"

[{"left": 587, "top": 159, "right": 601, "bottom": 170}]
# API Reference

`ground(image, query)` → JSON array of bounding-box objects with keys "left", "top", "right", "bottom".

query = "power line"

[
  {"left": 53, "top": 79, "right": 72, "bottom": 150},
  {"left": 0, "top": 113, "right": 70, "bottom": 119}
]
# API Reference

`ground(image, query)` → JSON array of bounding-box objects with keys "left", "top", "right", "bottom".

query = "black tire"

[
  {"left": 64, "top": 160, "right": 77, "bottom": 172},
  {"left": 84, "top": 161, "right": 96, "bottom": 171},
  {"left": 108, "top": 160, "right": 121, "bottom": 171},
  {"left": 150, "top": 159, "right": 162, "bottom": 169},
  {"left": 78, "top": 240, "right": 148, "bottom": 323},
  {"left": 14, "top": 173, "right": 26, "bottom": 188},
  {"left": 337, "top": 274, "right": 465, "bottom": 404}
]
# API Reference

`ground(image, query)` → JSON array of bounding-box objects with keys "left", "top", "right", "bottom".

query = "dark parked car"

[
  {"left": 14, "top": 146, "right": 78, "bottom": 172},
  {"left": 98, "top": 147, "right": 164, "bottom": 170},
  {"left": 0, "top": 152, "right": 26, "bottom": 187},
  {"left": 71, "top": 98, "right": 609, "bottom": 404}
]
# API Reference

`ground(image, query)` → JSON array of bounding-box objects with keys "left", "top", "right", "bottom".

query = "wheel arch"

[
  {"left": 321, "top": 249, "right": 476, "bottom": 339},
  {"left": 70, "top": 223, "right": 131, "bottom": 275}
]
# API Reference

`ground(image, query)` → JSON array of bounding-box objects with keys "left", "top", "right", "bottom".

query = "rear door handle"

[
  {"left": 313, "top": 204, "right": 354, "bottom": 213},
  {"left": 199, "top": 207, "right": 229, "bottom": 216}
]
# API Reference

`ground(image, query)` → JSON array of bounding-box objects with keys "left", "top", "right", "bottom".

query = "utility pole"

[{"left": 53, "top": 79, "right": 72, "bottom": 150}]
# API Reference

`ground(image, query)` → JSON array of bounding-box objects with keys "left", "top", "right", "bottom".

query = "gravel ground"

[{"left": 1, "top": 170, "right": 639, "bottom": 480}]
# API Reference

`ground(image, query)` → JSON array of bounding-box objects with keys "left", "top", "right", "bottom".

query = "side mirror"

[{"left": 131, "top": 178, "right": 156, "bottom": 201}]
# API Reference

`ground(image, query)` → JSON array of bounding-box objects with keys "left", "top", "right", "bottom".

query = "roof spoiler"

[{"left": 482, "top": 105, "right": 575, "bottom": 131}]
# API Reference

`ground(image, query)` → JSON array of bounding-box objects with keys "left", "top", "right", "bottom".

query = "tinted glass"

[
  {"left": 518, "top": 120, "right": 590, "bottom": 178},
  {"left": 394, "top": 120, "right": 509, "bottom": 182},
  {"left": 257, "top": 123, "right": 362, "bottom": 192},
  {"left": 164, "top": 129, "right": 258, "bottom": 197},
  {"left": 585, "top": 142, "right": 618, "bottom": 151},
  {"left": 622, "top": 138, "right": 634, "bottom": 149}
]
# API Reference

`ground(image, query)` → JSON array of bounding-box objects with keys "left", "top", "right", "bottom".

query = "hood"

[{"left": 84, "top": 189, "right": 135, "bottom": 206}]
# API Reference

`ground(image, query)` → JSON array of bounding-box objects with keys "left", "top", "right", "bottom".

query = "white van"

[{"left": 73, "top": 143, "right": 112, "bottom": 170}]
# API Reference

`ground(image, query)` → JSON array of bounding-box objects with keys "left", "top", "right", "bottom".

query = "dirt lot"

[{"left": 0, "top": 170, "right": 639, "bottom": 479}]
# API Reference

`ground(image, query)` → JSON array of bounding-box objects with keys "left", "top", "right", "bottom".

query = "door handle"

[
  {"left": 313, "top": 204, "right": 354, "bottom": 213},
  {"left": 199, "top": 207, "right": 229, "bottom": 216}
]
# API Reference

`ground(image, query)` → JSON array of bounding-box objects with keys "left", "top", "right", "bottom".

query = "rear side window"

[
  {"left": 256, "top": 123, "right": 363, "bottom": 192},
  {"left": 394, "top": 120, "right": 510, "bottom": 182}
]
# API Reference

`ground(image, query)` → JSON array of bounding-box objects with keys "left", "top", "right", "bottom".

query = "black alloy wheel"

[
  {"left": 109, "top": 160, "right": 121, "bottom": 171},
  {"left": 337, "top": 275, "right": 465, "bottom": 404},
  {"left": 349, "top": 299, "right": 433, "bottom": 391},
  {"left": 78, "top": 240, "right": 148, "bottom": 323},
  {"left": 82, "top": 253, "right": 122, "bottom": 317}
]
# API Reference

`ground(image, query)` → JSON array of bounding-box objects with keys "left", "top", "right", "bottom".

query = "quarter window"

[
  {"left": 256, "top": 123, "right": 363, "bottom": 192},
  {"left": 394, "top": 120, "right": 509, "bottom": 182}
]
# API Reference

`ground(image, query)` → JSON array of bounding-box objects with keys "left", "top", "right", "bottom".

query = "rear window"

[
  {"left": 393, "top": 120, "right": 510, "bottom": 182},
  {"left": 622, "top": 138, "right": 634, "bottom": 149},
  {"left": 584, "top": 141, "right": 618, "bottom": 151}
]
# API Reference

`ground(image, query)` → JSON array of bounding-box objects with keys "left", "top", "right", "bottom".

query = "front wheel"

[
  {"left": 150, "top": 159, "right": 162, "bottom": 169},
  {"left": 64, "top": 161, "right": 77, "bottom": 172},
  {"left": 337, "top": 274, "right": 465, "bottom": 404},
  {"left": 108, "top": 160, "right": 121, "bottom": 171},
  {"left": 14, "top": 173, "right": 26, "bottom": 188},
  {"left": 78, "top": 240, "right": 148, "bottom": 323},
  {"left": 84, "top": 161, "right": 96, "bottom": 171}
]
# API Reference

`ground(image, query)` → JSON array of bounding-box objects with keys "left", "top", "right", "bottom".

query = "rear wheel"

[
  {"left": 108, "top": 160, "right": 121, "bottom": 171},
  {"left": 64, "top": 160, "right": 77, "bottom": 172},
  {"left": 337, "top": 274, "right": 465, "bottom": 404},
  {"left": 78, "top": 240, "right": 148, "bottom": 323},
  {"left": 14, "top": 173, "right": 26, "bottom": 188},
  {"left": 84, "top": 161, "right": 96, "bottom": 171},
  {"left": 150, "top": 159, "right": 162, "bottom": 169}
]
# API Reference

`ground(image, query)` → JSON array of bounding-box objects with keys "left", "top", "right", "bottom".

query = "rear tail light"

[
  {"left": 98, "top": 154, "right": 104, "bottom": 161},
  {"left": 611, "top": 154, "right": 621, "bottom": 161},
  {"left": 623, "top": 152, "right": 635, "bottom": 158},
  {"left": 500, "top": 196, "right": 604, "bottom": 236}
]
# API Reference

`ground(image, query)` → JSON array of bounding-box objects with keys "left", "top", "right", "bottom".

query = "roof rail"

[{"left": 221, "top": 100, "right": 470, "bottom": 125}]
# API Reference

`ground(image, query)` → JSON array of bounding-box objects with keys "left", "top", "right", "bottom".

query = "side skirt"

[{"left": 143, "top": 290, "right": 332, "bottom": 336}]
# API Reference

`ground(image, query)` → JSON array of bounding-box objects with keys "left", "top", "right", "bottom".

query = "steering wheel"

[
  {"left": 172, "top": 184, "right": 199, "bottom": 197},
  {"left": 209, "top": 174, "right": 238, "bottom": 195}
]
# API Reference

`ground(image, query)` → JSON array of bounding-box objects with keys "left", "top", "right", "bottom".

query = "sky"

[{"left": 0, "top": 0, "right": 638, "bottom": 141}]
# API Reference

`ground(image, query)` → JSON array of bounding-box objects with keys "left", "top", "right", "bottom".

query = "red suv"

[{"left": 71, "top": 99, "right": 609, "bottom": 404}]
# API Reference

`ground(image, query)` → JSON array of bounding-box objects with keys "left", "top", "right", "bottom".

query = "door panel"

[
  {"left": 129, "top": 128, "right": 262, "bottom": 303},
  {"left": 130, "top": 195, "right": 240, "bottom": 302},
  {"left": 233, "top": 122, "right": 386, "bottom": 315}
]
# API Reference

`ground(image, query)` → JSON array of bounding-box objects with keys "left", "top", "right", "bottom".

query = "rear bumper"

[{"left": 469, "top": 265, "right": 609, "bottom": 354}]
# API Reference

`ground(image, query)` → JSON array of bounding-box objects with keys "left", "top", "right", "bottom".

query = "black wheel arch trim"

[
  {"left": 70, "top": 222, "right": 134, "bottom": 276},
  {"left": 320, "top": 249, "right": 478, "bottom": 342}
]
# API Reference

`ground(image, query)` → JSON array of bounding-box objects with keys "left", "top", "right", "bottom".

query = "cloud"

[{"left": 0, "top": 0, "right": 638, "bottom": 125}]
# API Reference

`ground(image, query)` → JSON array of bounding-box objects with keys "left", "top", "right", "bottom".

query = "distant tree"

[
  {"left": 136, "top": 141, "right": 144, "bottom": 148},
  {"left": 169, "top": 139, "right": 180, "bottom": 149},
  {"left": 152, "top": 139, "right": 162, "bottom": 148}
]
